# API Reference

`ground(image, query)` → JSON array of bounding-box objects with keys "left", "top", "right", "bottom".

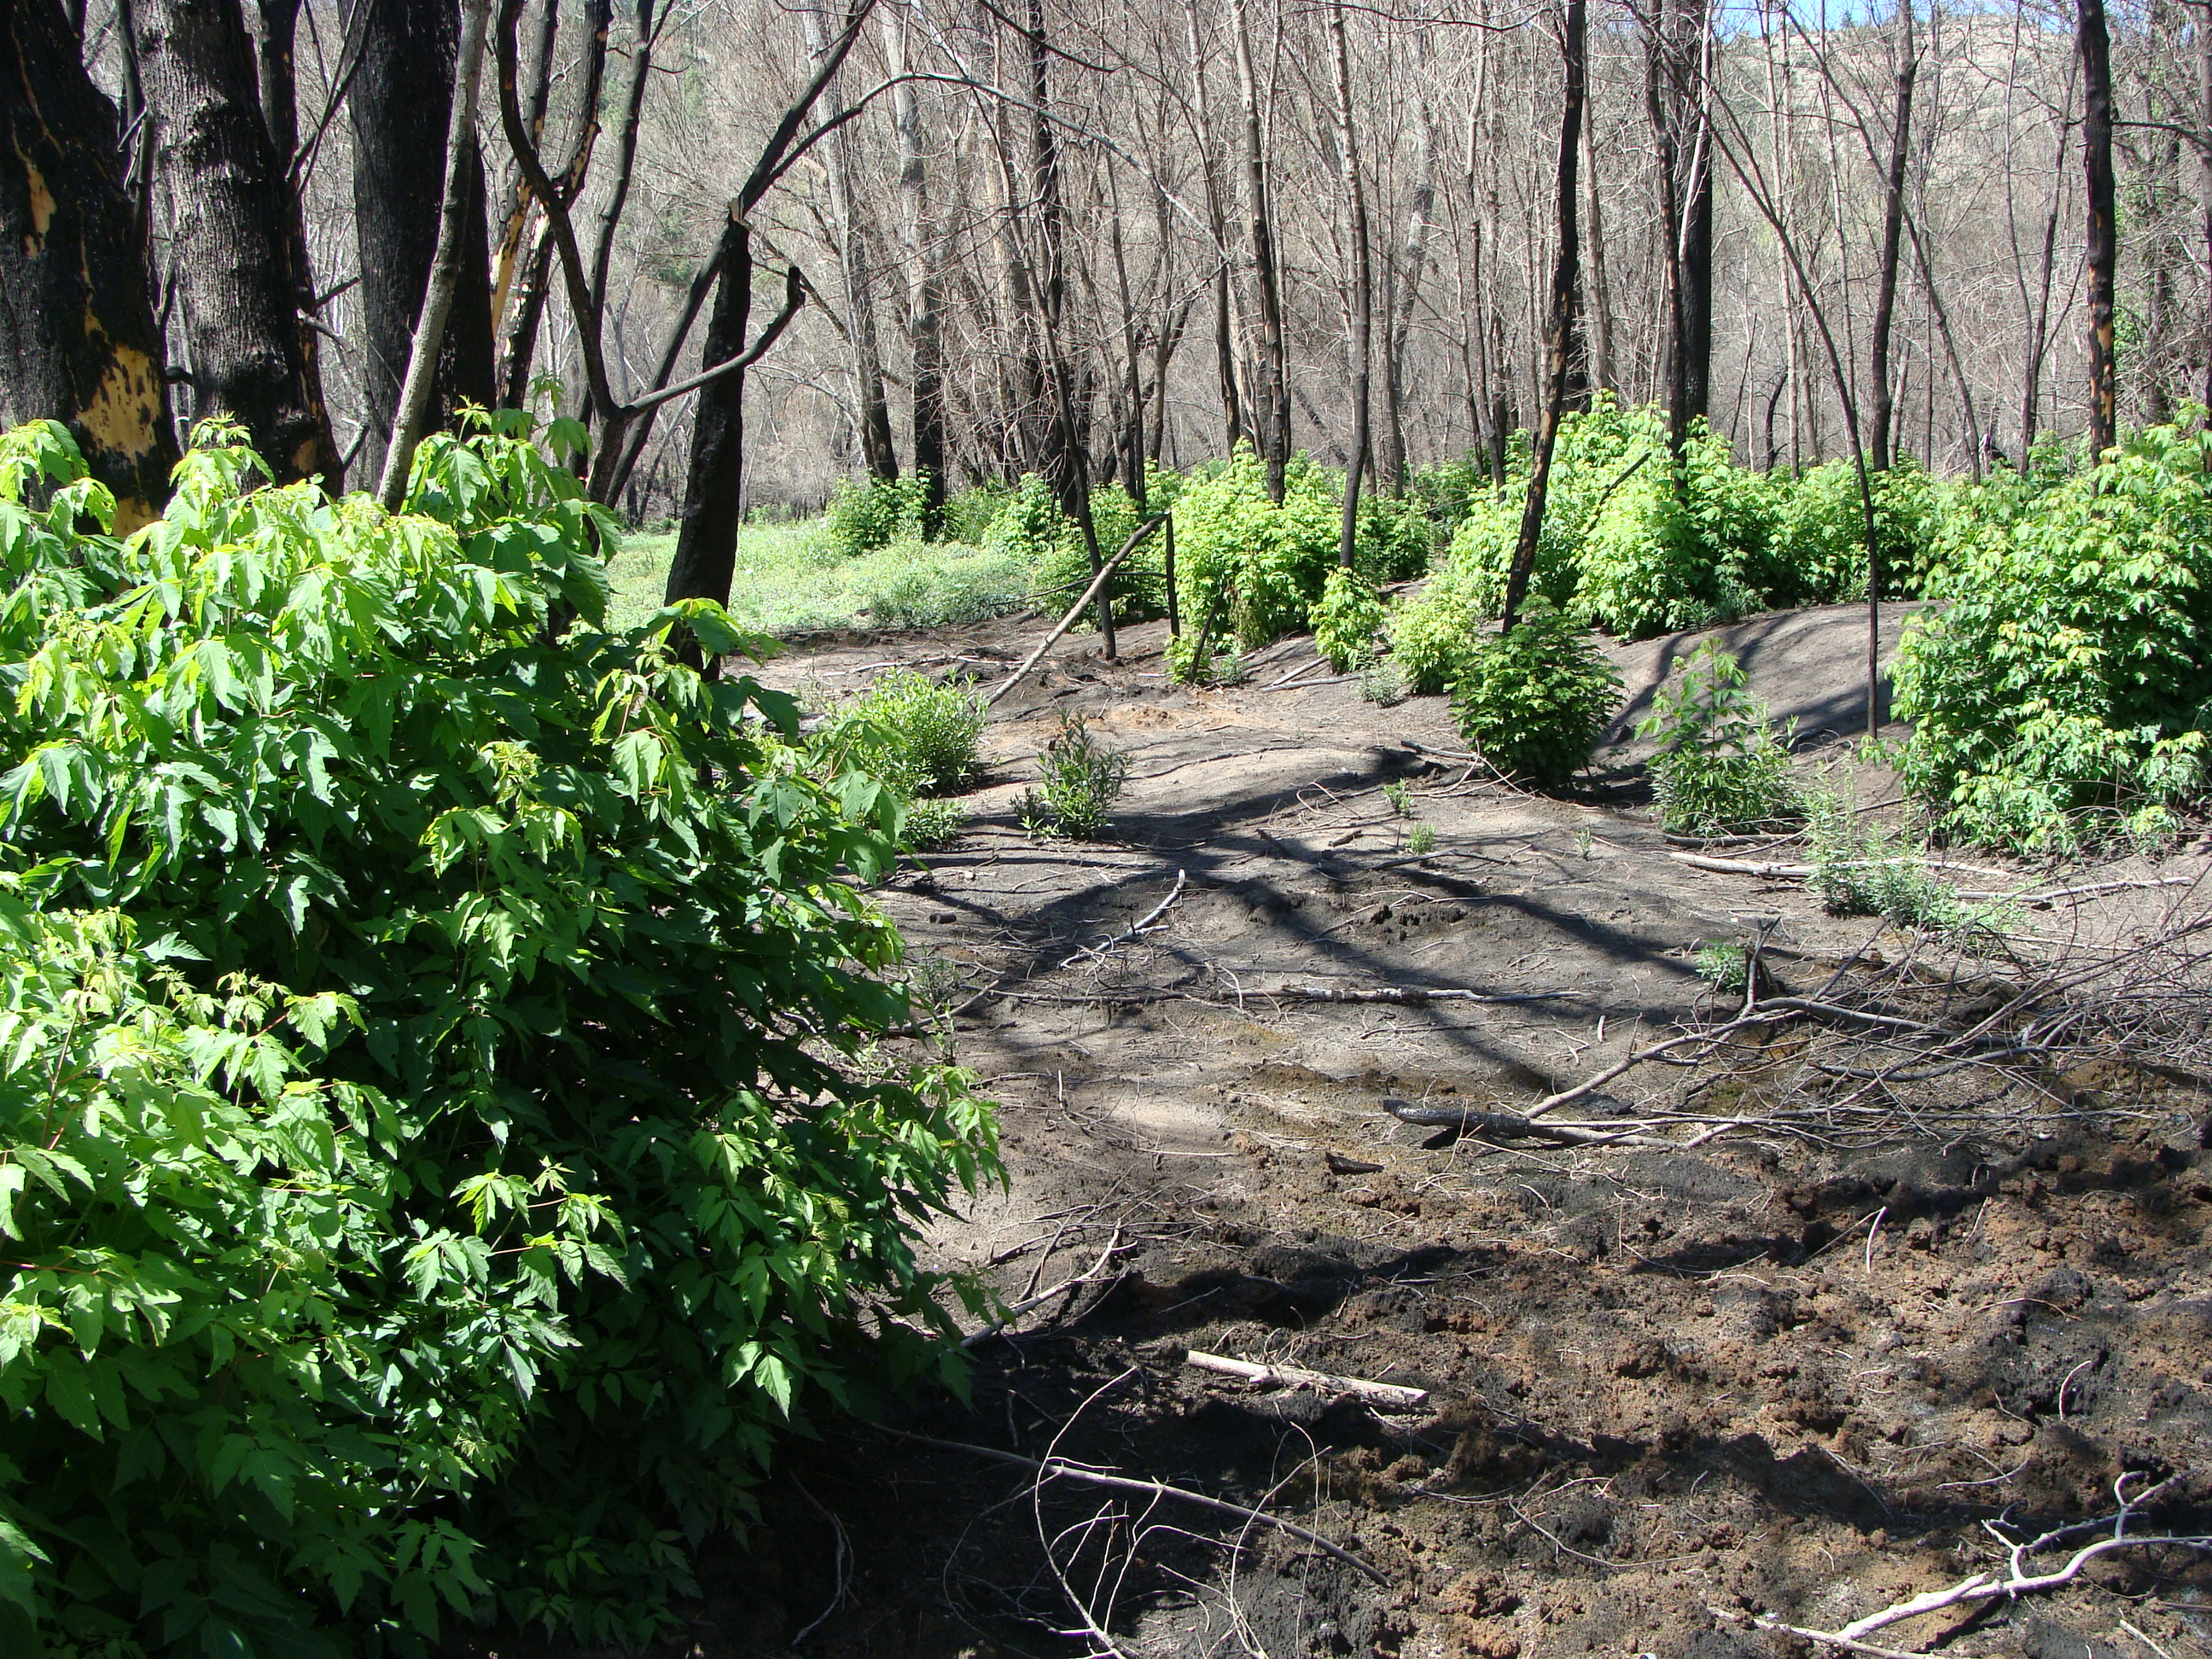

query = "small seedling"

[
  {"left": 1383, "top": 779, "right": 1416, "bottom": 818},
  {"left": 1019, "top": 711, "right": 1130, "bottom": 839},
  {"left": 1574, "top": 825, "right": 1595, "bottom": 859},
  {"left": 1405, "top": 822, "right": 1437, "bottom": 856}
]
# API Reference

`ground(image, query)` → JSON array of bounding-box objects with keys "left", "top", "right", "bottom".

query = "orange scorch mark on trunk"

[{"left": 20, "top": 158, "right": 54, "bottom": 252}]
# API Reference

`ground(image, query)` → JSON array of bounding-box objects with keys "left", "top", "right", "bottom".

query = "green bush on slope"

[{"left": 1895, "top": 416, "right": 2212, "bottom": 849}]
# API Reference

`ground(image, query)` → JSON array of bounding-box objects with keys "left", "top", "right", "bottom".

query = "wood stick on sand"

[{"left": 1183, "top": 1349, "right": 1430, "bottom": 1410}]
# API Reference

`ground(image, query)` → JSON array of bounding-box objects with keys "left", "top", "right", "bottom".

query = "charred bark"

[
  {"left": 138, "top": 0, "right": 339, "bottom": 484},
  {"left": 352, "top": 0, "right": 494, "bottom": 487},
  {"left": 2079, "top": 0, "right": 2116, "bottom": 455},
  {"left": 1499, "top": 0, "right": 1584, "bottom": 633},
  {"left": 1867, "top": 1, "right": 1916, "bottom": 472},
  {"left": 0, "top": 0, "right": 178, "bottom": 525}
]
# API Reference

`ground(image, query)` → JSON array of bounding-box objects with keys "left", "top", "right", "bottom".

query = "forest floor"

[{"left": 681, "top": 602, "right": 2212, "bottom": 1659}]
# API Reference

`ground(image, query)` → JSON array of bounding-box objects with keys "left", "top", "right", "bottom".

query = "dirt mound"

[{"left": 693, "top": 604, "right": 2212, "bottom": 1659}]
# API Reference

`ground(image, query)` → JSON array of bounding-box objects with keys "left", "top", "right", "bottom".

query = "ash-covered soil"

[{"left": 693, "top": 605, "right": 2212, "bottom": 1659}]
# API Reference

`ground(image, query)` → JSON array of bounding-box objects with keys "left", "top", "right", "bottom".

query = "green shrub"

[
  {"left": 0, "top": 416, "right": 995, "bottom": 1655},
  {"left": 1760, "top": 458, "right": 1941, "bottom": 607},
  {"left": 1894, "top": 417, "right": 2212, "bottom": 850},
  {"left": 1694, "top": 938, "right": 1751, "bottom": 995},
  {"left": 1406, "top": 452, "right": 1493, "bottom": 535},
  {"left": 823, "top": 669, "right": 987, "bottom": 796},
  {"left": 899, "top": 797, "right": 969, "bottom": 850},
  {"left": 1019, "top": 712, "right": 1129, "bottom": 838},
  {"left": 824, "top": 472, "right": 928, "bottom": 556},
  {"left": 1359, "top": 654, "right": 1412, "bottom": 706},
  {"left": 1313, "top": 567, "right": 1387, "bottom": 671},
  {"left": 1449, "top": 602, "right": 1623, "bottom": 787},
  {"left": 1170, "top": 446, "right": 1342, "bottom": 649},
  {"left": 1404, "top": 821, "right": 1437, "bottom": 855},
  {"left": 1637, "top": 643, "right": 1802, "bottom": 835},
  {"left": 940, "top": 480, "right": 1012, "bottom": 544},
  {"left": 1355, "top": 489, "right": 1442, "bottom": 581},
  {"left": 996, "top": 475, "right": 1169, "bottom": 626}
]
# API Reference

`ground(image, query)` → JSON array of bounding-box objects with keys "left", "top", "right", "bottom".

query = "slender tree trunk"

[
  {"left": 1231, "top": 0, "right": 1288, "bottom": 502},
  {"left": 1190, "top": 1, "right": 1243, "bottom": 454},
  {"left": 376, "top": 0, "right": 492, "bottom": 507},
  {"left": 0, "top": 0, "right": 179, "bottom": 526},
  {"left": 806, "top": 3, "right": 894, "bottom": 482},
  {"left": 1580, "top": 71, "right": 1611, "bottom": 395},
  {"left": 353, "top": 0, "right": 494, "bottom": 486},
  {"left": 1868, "top": 0, "right": 1916, "bottom": 472},
  {"left": 2079, "top": 0, "right": 2116, "bottom": 455},
  {"left": 2201, "top": 0, "right": 2212, "bottom": 408},
  {"left": 1679, "top": 0, "right": 1712, "bottom": 425},
  {"left": 1500, "top": 0, "right": 1584, "bottom": 633},
  {"left": 1023, "top": 0, "right": 1109, "bottom": 651},
  {"left": 137, "top": 0, "right": 339, "bottom": 484},
  {"left": 590, "top": 0, "right": 655, "bottom": 317},
  {"left": 495, "top": 0, "right": 608, "bottom": 410},
  {"left": 1645, "top": 0, "right": 1689, "bottom": 461},
  {"left": 885, "top": 0, "right": 944, "bottom": 531},
  {"left": 1329, "top": 0, "right": 1372, "bottom": 568},
  {"left": 1382, "top": 94, "right": 1436, "bottom": 488}
]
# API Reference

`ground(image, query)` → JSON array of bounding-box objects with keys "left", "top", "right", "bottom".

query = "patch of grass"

[{"left": 606, "top": 526, "right": 1032, "bottom": 637}]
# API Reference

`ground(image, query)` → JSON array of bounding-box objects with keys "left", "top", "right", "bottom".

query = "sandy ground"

[{"left": 678, "top": 602, "right": 2212, "bottom": 1659}]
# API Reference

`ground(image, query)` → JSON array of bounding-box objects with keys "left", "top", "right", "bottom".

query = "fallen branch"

[
  {"left": 1958, "top": 874, "right": 2199, "bottom": 904},
  {"left": 1382, "top": 1097, "right": 1661, "bottom": 1148},
  {"left": 1059, "top": 870, "right": 1187, "bottom": 968},
  {"left": 873, "top": 1427, "right": 1392, "bottom": 1585},
  {"left": 1746, "top": 1473, "right": 2212, "bottom": 1650},
  {"left": 986, "top": 514, "right": 1168, "bottom": 707},
  {"left": 1185, "top": 1350, "right": 1429, "bottom": 1410},
  {"left": 963, "top": 1231, "right": 1132, "bottom": 1347},
  {"left": 1270, "top": 984, "right": 1563, "bottom": 1007},
  {"left": 1260, "top": 654, "right": 1332, "bottom": 691}
]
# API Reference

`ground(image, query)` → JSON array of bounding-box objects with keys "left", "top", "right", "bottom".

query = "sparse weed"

[
  {"left": 1807, "top": 784, "right": 1959, "bottom": 928},
  {"left": 1359, "top": 655, "right": 1412, "bottom": 706},
  {"left": 1020, "top": 712, "right": 1130, "bottom": 839},
  {"left": 1693, "top": 939, "right": 1750, "bottom": 996},
  {"left": 1383, "top": 779, "right": 1416, "bottom": 818},
  {"left": 1405, "top": 821, "right": 1437, "bottom": 856},
  {"left": 900, "top": 798, "right": 968, "bottom": 850}
]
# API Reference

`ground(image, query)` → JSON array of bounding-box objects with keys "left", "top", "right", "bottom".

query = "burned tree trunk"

[
  {"left": 1330, "top": 0, "right": 1372, "bottom": 568},
  {"left": 0, "top": 0, "right": 178, "bottom": 525},
  {"left": 1868, "top": 0, "right": 1916, "bottom": 472},
  {"left": 137, "top": 0, "right": 338, "bottom": 484},
  {"left": 1231, "top": 0, "right": 1289, "bottom": 502},
  {"left": 352, "top": 0, "right": 495, "bottom": 486},
  {"left": 664, "top": 218, "right": 755, "bottom": 615},
  {"left": 2078, "top": 0, "right": 2117, "bottom": 455},
  {"left": 1499, "top": 0, "right": 1585, "bottom": 633}
]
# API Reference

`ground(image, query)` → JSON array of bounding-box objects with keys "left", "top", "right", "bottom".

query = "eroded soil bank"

[{"left": 687, "top": 605, "right": 2212, "bottom": 1659}]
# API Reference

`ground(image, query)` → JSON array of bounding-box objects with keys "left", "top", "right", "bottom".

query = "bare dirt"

[{"left": 690, "top": 604, "right": 2212, "bottom": 1659}]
